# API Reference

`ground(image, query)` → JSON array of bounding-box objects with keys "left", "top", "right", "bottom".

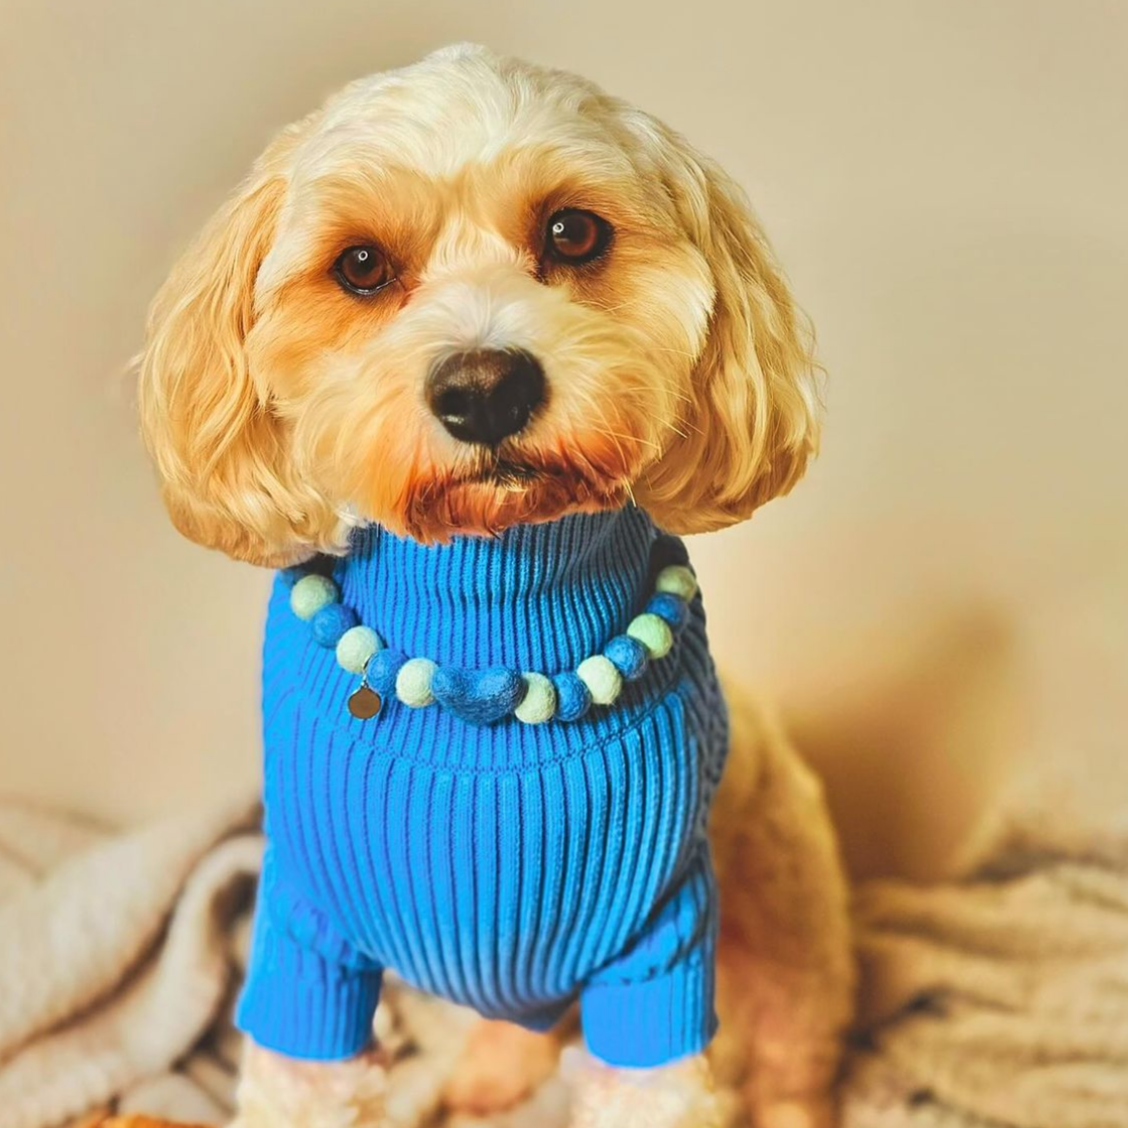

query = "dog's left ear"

[{"left": 637, "top": 126, "right": 822, "bottom": 534}]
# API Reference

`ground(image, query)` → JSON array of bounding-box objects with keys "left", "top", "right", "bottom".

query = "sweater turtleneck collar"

[{"left": 337, "top": 507, "right": 658, "bottom": 674}]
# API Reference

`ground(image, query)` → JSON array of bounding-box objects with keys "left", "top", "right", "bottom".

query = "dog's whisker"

[
  {"left": 662, "top": 415, "right": 697, "bottom": 440},
  {"left": 584, "top": 422, "right": 659, "bottom": 452},
  {"left": 571, "top": 388, "right": 633, "bottom": 470}
]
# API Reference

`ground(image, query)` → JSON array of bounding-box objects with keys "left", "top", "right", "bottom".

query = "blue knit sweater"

[{"left": 235, "top": 507, "right": 728, "bottom": 1068}]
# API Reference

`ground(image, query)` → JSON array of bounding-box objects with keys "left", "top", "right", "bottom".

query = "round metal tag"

[{"left": 347, "top": 685, "right": 382, "bottom": 719}]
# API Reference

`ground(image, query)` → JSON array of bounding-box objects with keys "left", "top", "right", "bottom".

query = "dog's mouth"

[
  {"left": 398, "top": 443, "right": 633, "bottom": 542},
  {"left": 463, "top": 455, "right": 544, "bottom": 489}
]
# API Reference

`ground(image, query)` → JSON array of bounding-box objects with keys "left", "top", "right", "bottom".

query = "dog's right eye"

[{"left": 333, "top": 245, "right": 396, "bottom": 295}]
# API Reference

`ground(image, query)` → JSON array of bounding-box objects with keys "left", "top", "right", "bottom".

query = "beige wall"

[{"left": 2, "top": 0, "right": 1125, "bottom": 879}]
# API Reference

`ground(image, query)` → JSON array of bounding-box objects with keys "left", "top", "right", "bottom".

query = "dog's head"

[{"left": 139, "top": 44, "right": 820, "bottom": 565}]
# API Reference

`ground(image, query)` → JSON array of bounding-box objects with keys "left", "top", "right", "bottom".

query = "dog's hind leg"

[{"left": 709, "top": 685, "right": 855, "bottom": 1128}]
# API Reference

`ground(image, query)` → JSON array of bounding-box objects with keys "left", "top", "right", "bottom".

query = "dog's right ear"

[{"left": 137, "top": 124, "right": 342, "bottom": 567}]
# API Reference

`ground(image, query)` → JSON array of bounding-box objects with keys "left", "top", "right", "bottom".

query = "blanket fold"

[{"left": 0, "top": 797, "right": 260, "bottom": 1128}]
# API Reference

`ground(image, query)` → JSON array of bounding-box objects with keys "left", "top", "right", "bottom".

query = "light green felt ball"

[
  {"left": 290, "top": 574, "right": 339, "bottom": 621},
  {"left": 655, "top": 564, "right": 698, "bottom": 602},
  {"left": 627, "top": 613, "right": 674, "bottom": 659},
  {"left": 515, "top": 672, "right": 557, "bottom": 724},
  {"left": 577, "top": 655, "right": 623, "bottom": 706},
  {"left": 396, "top": 657, "right": 437, "bottom": 707},
  {"left": 336, "top": 626, "right": 382, "bottom": 674}
]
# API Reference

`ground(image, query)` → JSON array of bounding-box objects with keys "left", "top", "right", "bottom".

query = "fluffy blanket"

[
  {"left": 844, "top": 777, "right": 1128, "bottom": 1128},
  {"left": 0, "top": 797, "right": 261, "bottom": 1128},
  {"left": 2, "top": 777, "right": 1126, "bottom": 1128}
]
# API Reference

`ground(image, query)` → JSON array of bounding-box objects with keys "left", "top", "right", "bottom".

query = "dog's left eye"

[
  {"left": 333, "top": 245, "right": 396, "bottom": 295},
  {"left": 544, "top": 210, "right": 611, "bottom": 264}
]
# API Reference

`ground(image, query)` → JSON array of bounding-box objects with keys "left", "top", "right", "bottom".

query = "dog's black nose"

[{"left": 427, "top": 349, "right": 545, "bottom": 445}]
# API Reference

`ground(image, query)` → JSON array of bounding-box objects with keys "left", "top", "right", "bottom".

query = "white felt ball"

[
  {"left": 576, "top": 655, "right": 623, "bottom": 706},
  {"left": 396, "top": 657, "right": 437, "bottom": 707},
  {"left": 336, "top": 626, "right": 382, "bottom": 674},
  {"left": 515, "top": 673, "right": 557, "bottom": 724},
  {"left": 290, "top": 574, "right": 339, "bottom": 620},
  {"left": 627, "top": 613, "right": 674, "bottom": 659},
  {"left": 654, "top": 565, "right": 698, "bottom": 602}
]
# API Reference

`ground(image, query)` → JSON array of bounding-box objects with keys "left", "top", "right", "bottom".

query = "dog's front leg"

[
  {"left": 232, "top": 1041, "right": 391, "bottom": 1128},
  {"left": 568, "top": 1052, "right": 725, "bottom": 1128}
]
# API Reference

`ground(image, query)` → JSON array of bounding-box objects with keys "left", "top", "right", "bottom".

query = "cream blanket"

[
  {"left": 844, "top": 778, "right": 1128, "bottom": 1128},
  {"left": 2, "top": 779, "right": 1126, "bottom": 1128},
  {"left": 0, "top": 797, "right": 261, "bottom": 1128}
]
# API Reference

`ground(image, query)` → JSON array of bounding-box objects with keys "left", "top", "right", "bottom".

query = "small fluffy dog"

[{"left": 138, "top": 44, "right": 853, "bottom": 1128}]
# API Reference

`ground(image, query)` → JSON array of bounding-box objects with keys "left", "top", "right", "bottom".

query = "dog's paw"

[
  {"left": 565, "top": 1049, "right": 724, "bottom": 1128},
  {"left": 236, "top": 1043, "right": 391, "bottom": 1128}
]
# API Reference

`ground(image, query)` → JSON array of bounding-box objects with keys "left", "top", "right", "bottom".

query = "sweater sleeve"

[
  {"left": 580, "top": 849, "right": 719, "bottom": 1068},
  {"left": 235, "top": 847, "right": 383, "bottom": 1061}
]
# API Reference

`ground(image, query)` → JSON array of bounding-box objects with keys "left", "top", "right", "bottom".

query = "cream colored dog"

[{"left": 138, "top": 43, "right": 853, "bottom": 1128}]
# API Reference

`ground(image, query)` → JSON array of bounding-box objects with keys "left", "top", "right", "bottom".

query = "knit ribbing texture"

[{"left": 236, "top": 507, "right": 728, "bottom": 1068}]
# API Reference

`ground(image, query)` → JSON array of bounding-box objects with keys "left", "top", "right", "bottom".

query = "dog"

[{"left": 138, "top": 43, "right": 854, "bottom": 1128}]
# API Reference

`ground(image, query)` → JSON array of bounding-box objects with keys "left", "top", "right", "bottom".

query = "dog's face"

[{"left": 139, "top": 45, "right": 819, "bottom": 564}]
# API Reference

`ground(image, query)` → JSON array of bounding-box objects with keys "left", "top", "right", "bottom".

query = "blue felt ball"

[
  {"left": 311, "top": 603, "right": 359, "bottom": 648},
  {"left": 552, "top": 671, "right": 592, "bottom": 722},
  {"left": 366, "top": 649, "right": 406, "bottom": 697},
  {"left": 646, "top": 592, "right": 690, "bottom": 633},
  {"left": 431, "top": 666, "right": 525, "bottom": 726},
  {"left": 604, "top": 634, "right": 649, "bottom": 680}
]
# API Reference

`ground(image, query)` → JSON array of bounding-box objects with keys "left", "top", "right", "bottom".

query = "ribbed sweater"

[{"left": 235, "top": 507, "right": 728, "bottom": 1068}]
